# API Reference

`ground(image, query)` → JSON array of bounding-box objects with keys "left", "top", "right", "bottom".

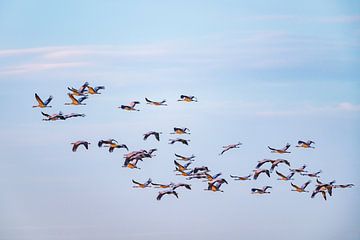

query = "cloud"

[
  {"left": 0, "top": 28, "right": 358, "bottom": 77},
  {"left": 0, "top": 62, "right": 91, "bottom": 75},
  {"left": 336, "top": 102, "right": 360, "bottom": 111},
  {"left": 255, "top": 102, "right": 360, "bottom": 117}
]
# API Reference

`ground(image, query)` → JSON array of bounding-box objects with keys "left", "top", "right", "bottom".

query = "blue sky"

[{"left": 0, "top": 1, "right": 359, "bottom": 240}]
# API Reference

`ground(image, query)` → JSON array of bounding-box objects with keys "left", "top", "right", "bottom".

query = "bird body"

[
  {"left": 33, "top": 93, "right": 53, "bottom": 108},
  {"left": 251, "top": 186, "right": 272, "bottom": 194},
  {"left": 230, "top": 174, "right": 252, "bottom": 181},
  {"left": 145, "top": 98, "right": 167, "bottom": 106},
  {"left": 296, "top": 140, "right": 315, "bottom": 149},
  {"left": 169, "top": 138, "right": 190, "bottom": 145},
  {"left": 268, "top": 143, "right": 291, "bottom": 154},
  {"left": 177, "top": 95, "right": 198, "bottom": 102}
]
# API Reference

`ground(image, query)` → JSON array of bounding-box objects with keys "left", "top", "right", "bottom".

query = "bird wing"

[
  {"left": 72, "top": 143, "right": 79, "bottom": 152},
  {"left": 275, "top": 171, "right": 286, "bottom": 179},
  {"left": 145, "top": 98, "right": 153, "bottom": 103},
  {"left": 291, "top": 182, "right": 299, "bottom": 189},
  {"left": 143, "top": 133, "right": 150, "bottom": 140},
  {"left": 68, "top": 93, "right": 79, "bottom": 104},
  {"left": 94, "top": 86, "right": 105, "bottom": 92},
  {"left": 268, "top": 146, "right": 276, "bottom": 151},
  {"left": 44, "top": 95, "right": 53, "bottom": 106},
  {"left": 35, "top": 93, "right": 45, "bottom": 106},
  {"left": 155, "top": 132, "right": 160, "bottom": 141},
  {"left": 41, "top": 111, "right": 50, "bottom": 117},
  {"left": 132, "top": 180, "right": 141, "bottom": 185},
  {"left": 283, "top": 143, "right": 291, "bottom": 151},
  {"left": 78, "top": 96, "right": 88, "bottom": 103},
  {"left": 302, "top": 180, "right": 311, "bottom": 189},
  {"left": 256, "top": 160, "right": 270, "bottom": 169}
]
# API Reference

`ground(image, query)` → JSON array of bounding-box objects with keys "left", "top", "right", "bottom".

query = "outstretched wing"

[
  {"left": 35, "top": 93, "right": 45, "bottom": 106},
  {"left": 41, "top": 111, "right": 50, "bottom": 117},
  {"left": 275, "top": 170, "right": 287, "bottom": 179},
  {"left": 44, "top": 95, "right": 53, "bottom": 106}
]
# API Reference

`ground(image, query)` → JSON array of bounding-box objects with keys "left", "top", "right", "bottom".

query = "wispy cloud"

[
  {"left": 0, "top": 62, "right": 91, "bottom": 75},
  {"left": 0, "top": 29, "right": 358, "bottom": 77},
  {"left": 255, "top": 102, "right": 360, "bottom": 117}
]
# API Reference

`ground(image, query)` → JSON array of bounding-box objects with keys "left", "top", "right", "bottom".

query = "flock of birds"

[{"left": 33, "top": 81, "right": 354, "bottom": 201}]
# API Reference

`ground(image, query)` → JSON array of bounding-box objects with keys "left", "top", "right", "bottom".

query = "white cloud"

[{"left": 336, "top": 102, "right": 360, "bottom": 111}]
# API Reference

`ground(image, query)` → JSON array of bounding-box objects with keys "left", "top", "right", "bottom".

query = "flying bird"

[
  {"left": 156, "top": 190, "right": 179, "bottom": 200},
  {"left": 296, "top": 140, "right": 315, "bottom": 149},
  {"left": 275, "top": 171, "right": 295, "bottom": 181},
  {"left": 219, "top": 142, "right": 242, "bottom": 155},
  {"left": 177, "top": 95, "right": 198, "bottom": 102},
  {"left": 169, "top": 138, "right": 190, "bottom": 145},
  {"left": 145, "top": 98, "right": 167, "bottom": 106},
  {"left": 98, "top": 139, "right": 118, "bottom": 147},
  {"left": 118, "top": 101, "right": 140, "bottom": 111},
  {"left": 253, "top": 169, "right": 271, "bottom": 180},
  {"left": 334, "top": 184, "right": 354, "bottom": 189},
  {"left": 67, "top": 87, "right": 87, "bottom": 96},
  {"left": 251, "top": 186, "right": 272, "bottom": 194},
  {"left": 301, "top": 170, "right": 322, "bottom": 178},
  {"left": 41, "top": 111, "right": 65, "bottom": 121},
  {"left": 290, "top": 165, "right": 308, "bottom": 174},
  {"left": 291, "top": 180, "right": 311, "bottom": 193},
  {"left": 33, "top": 93, "right": 53, "bottom": 108},
  {"left": 268, "top": 143, "right": 291, "bottom": 154},
  {"left": 87, "top": 85, "right": 105, "bottom": 95},
  {"left": 175, "top": 153, "right": 195, "bottom": 161},
  {"left": 230, "top": 174, "right": 252, "bottom": 181},
  {"left": 64, "top": 93, "right": 88, "bottom": 106},
  {"left": 174, "top": 160, "right": 192, "bottom": 172},
  {"left": 132, "top": 178, "right": 152, "bottom": 188},
  {"left": 71, "top": 141, "right": 90, "bottom": 152},
  {"left": 143, "top": 131, "right": 162, "bottom": 141},
  {"left": 170, "top": 127, "right": 190, "bottom": 135}
]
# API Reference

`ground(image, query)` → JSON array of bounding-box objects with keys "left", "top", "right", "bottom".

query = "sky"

[{"left": 0, "top": 1, "right": 359, "bottom": 239}]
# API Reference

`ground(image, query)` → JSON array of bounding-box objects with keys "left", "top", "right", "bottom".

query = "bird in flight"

[
  {"left": 255, "top": 159, "right": 290, "bottom": 172},
  {"left": 291, "top": 180, "right": 311, "bottom": 193},
  {"left": 253, "top": 169, "right": 271, "bottom": 180},
  {"left": 169, "top": 138, "right": 190, "bottom": 145},
  {"left": 174, "top": 160, "right": 192, "bottom": 172},
  {"left": 64, "top": 93, "right": 88, "bottom": 106},
  {"left": 71, "top": 141, "right": 90, "bottom": 152},
  {"left": 33, "top": 93, "right": 53, "bottom": 108},
  {"left": 41, "top": 111, "right": 65, "bottom": 121},
  {"left": 143, "top": 131, "right": 162, "bottom": 141},
  {"left": 205, "top": 179, "right": 228, "bottom": 192},
  {"left": 230, "top": 174, "right": 252, "bottom": 181},
  {"left": 251, "top": 186, "right": 272, "bottom": 194},
  {"left": 156, "top": 190, "right": 179, "bottom": 201},
  {"left": 333, "top": 184, "right": 354, "bottom": 189},
  {"left": 301, "top": 170, "right": 322, "bottom": 178},
  {"left": 290, "top": 165, "right": 308, "bottom": 174},
  {"left": 174, "top": 153, "right": 195, "bottom": 161},
  {"left": 118, "top": 101, "right": 140, "bottom": 111},
  {"left": 132, "top": 178, "right": 152, "bottom": 188},
  {"left": 145, "top": 98, "right": 167, "bottom": 106},
  {"left": 87, "top": 85, "right": 105, "bottom": 95},
  {"left": 275, "top": 171, "right": 295, "bottom": 181},
  {"left": 177, "top": 95, "right": 198, "bottom": 102},
  {"left": 296, "top": 140, "right": 315, "bottom": 149},
  {"left": 170, "top": 127, "right": 190, "bottom": 135},
  {"left": 219, "top": 142, "right": 242, "bottom": 155},
  {"left": 268, "top": 143, "right": 291, "bottom": 154}
]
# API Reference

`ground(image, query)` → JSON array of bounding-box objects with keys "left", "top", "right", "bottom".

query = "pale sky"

[{"left": 0, "top": 1, "right": 359, "bottom": 240}]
